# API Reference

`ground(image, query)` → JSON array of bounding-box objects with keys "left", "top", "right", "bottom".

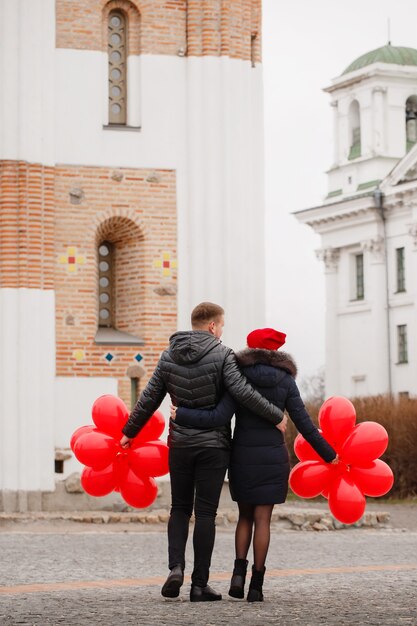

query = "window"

[
  {"left": 348, "top": 100, "right": 361, "bottom": 160},
  {"left": 108, "top": 11, "right": 127, "bottom": 125},
  {"left": 98, "top": 242, "right": 114, "bottom": 327},
  {"left": 405, "top": 95, "right": 417, "bottom": 152},
  {"left": 397, "top": 325, "right": 408, "bottom": 364},
  {"left": 396, "top": 247, "right": 406, "bottom": 292},
  {"left": 355, "top": 253, "right": 364, "bottom": 300}
]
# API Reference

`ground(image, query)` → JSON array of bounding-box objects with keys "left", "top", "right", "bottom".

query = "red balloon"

[
  {"left": 81, "top": 464, "right": 116, "bottom": 497},
  {"left": 128, "top": 441, "right": 169, "bottom": 478},
  {"left": 289, "top": 460, "right": 331, "bottom": 498},
  {"left": 294, "top": 433, "right": 323, "bottom": 462},
  {"left": 341, "top": 422, "right": 388, "bottom": 466},
  {"left": 319, "top": 396, "right": 356, "bottom": 449},
  {"left": 328, "top": 474, "right": 366, "bottom": 524},
  {"left": 70, "top": 425, "right": 94, "bottom": 452},
  {"left": 132, "top": 411, "right": 165, "bottom": 446},
  {"left": 119, "top": 470, "right": 158, "bottom": 509},
  {"left": 92, "top": 395, "right": 129, "bottom": 438},
  {"left": 349, "top": 460, "right": 394, "bottom": 497},
  {"left": 73, "top": 430, "right": 117, "bottom": 470}
]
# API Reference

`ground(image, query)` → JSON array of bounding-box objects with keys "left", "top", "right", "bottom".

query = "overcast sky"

[{"left": 263, "top": 0, "right": 417, "bottom": 382}]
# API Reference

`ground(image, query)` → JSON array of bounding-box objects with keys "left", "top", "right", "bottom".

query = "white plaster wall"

[
  {"left": 0, "top": 0, "right": 55, "bottom": 165},
  {"left": 0, "top": 289, "right": 55, "bottom": 490}
]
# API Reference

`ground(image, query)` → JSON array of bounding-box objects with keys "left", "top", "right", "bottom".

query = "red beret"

[{"left": 247, "top": 328, "right": 286, "bottom": 351}]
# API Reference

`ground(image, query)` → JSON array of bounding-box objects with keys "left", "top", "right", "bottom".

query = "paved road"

[{"left": 1, "top": 524, "right": 416, "bottom": 625}]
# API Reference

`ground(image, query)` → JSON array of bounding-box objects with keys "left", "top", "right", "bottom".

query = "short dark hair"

[{"left": 191, "top": 302, "right": 224, "bottom": 328}]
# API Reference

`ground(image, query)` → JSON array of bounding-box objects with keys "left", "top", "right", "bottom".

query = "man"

[{"left": 120, "top": 302, "right": 287, "bottom": 602}]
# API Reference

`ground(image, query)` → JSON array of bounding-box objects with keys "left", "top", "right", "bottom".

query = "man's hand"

[
  {"left": 275, "top": 413, "right": 288, "bottom": 433},
  {"left": 120, "top": 435, "right": 133, "bottom": 449},
  {"left": 170, "top": 404, "right": 177, "bottom": 420}
]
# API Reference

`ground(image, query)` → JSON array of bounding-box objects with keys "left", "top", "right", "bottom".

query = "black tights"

[{"left": 235, "top": 502, "right": 274, "bottom": 571}]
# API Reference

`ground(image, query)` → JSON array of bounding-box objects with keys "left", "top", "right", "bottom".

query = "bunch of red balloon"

[
  {"left": 289, "top": 396, "right": 394, "bottom": 524},
  {"left": 70, "top": 395, "right": 169, "bottom": 509}
]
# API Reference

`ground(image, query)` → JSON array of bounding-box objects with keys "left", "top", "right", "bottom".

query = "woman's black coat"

[{"left": 175, "top": 348, "right": 336, "bottom": 504}]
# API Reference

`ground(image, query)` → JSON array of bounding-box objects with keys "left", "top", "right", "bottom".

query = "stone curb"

[{"left": 0, "top": 508, "right": 390, "bottom": 530}]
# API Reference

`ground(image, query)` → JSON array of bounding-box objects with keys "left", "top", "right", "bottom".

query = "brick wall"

[
  {"left": 56, "top": 0, "right": 262, "bottom": 62},
  {"left": 54, "top": 164, "right": 177, "bottom": 407},
  {"left": 0, "top": 160, "right": 55, "bottom": 289}
]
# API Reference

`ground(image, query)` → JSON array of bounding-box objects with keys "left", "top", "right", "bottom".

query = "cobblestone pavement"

[{"left": 1, "top": 524, "right": 416, "bottom": 626}]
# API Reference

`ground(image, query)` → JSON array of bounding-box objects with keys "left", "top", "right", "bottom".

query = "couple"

[{"left": 120, "top": 302, "right": 337, "bottom": 603}]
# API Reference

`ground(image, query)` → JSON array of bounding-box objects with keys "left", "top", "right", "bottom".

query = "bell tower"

[{"left": 325, "top": 44, "right": 417, "bottom": 200}]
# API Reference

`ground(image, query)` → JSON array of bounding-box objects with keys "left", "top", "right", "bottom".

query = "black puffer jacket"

[
  {"left": 175, "top": 349, "right": 336, "bottom": 503},
  {"left": 122, "top": 331, "right": 284, "bottom": 449}
]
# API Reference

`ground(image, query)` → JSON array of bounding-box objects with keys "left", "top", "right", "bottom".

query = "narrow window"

[
  {"left": 348, "top": 100, "right": 361, "bottom": 160},
  {"left": 98, "top": 241, "right": 114, "bottom": 327},
  {"left": 108, "top": 11, "right": 127, "bottom": 125},
  {"left": 397, "top": 325, "right": 408, "bottom": 364},
  {"left": 405, "top": 95, "right": 417, "bottom": 152},
  {"left": 396, "top": 247, "right": 406, "bottom": 292},
  {"left": 355, "top": 253, "right": 364, "bottom": 300}
]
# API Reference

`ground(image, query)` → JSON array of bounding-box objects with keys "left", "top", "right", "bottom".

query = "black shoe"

[
  {"left": 228, "top": 559, "right": 248, "bottom": 599},
  {"left": 161, "top": 565, "right": 184, "bottom": 598},
  {"left": 190, "top": 584, "right": 222, "bottom": 602},
  {"left": 246, "top": 566, "right": 265, "bottom": 603}
]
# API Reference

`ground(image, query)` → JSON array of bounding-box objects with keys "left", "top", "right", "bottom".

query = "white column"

[
  {"left": 316, "top": 248, "right": 340, "bottom": 396},
  {"left": 361, "top": 237, "right": 389, "bottom": 394},
  {"left": 372, "top": 87, "right": 386, "bottom": 155},
  {"left": 186, "top": 56, "right": 265, "bottom": 349},
  {"left": 0, "top": 290, "right": 56, "bottom": 507},
  {"left": 330, "top": 100, "right": 339, "bottom": 166}
]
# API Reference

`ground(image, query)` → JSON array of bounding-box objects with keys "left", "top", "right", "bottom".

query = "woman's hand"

[
  {"left": 170, "top": 404, "right": 177, "bottom": 420},
  {"left": 331, "top": 454, "right": 339, "bottom": 465}
]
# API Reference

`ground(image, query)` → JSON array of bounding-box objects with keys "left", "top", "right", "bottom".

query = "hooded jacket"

[
  {"left": 175, "top": 348, "right": 336, "bottom": 502},
  {"left": 122, "top": 331, "right": 284, "bottom": 448}
]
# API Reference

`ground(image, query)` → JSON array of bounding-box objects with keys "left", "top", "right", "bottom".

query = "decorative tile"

[
  {"left": 58, "top": 246, "right": 86, "bottom": 273},
  {"left": 134, "top": 353, "right": 143, "bottom": 362},
  {"left": 104, "top": 352, "right": 115, "bottom": 363},
  {"left": 153, "top": 251, "right": 177, "bottom": 277},
  {"left": 73, "top": 349, "right": 85, "bottom": 362}
]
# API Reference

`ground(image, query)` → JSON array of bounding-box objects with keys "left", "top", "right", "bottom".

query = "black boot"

[
  {"left": 161, "top": 565, "right": 184, "bottom": 598},
  {"left": 190, "top": 584, "right": 222, "bottom": 602},
  {"left": 246, "top": 565, "right": 265, "bottom": 603},
  {"left": 228, "top": 558, "right": 248, "bottom": 599}
]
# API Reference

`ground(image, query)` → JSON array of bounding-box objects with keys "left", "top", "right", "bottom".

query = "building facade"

[
  {"left": 0, "top": 0, "right": 266, "bottom": 510},
  {"left": 296, "top": 45, "right": 417, "bottom": 399}
]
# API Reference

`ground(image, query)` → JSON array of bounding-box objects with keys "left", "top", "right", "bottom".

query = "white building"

[
  {"left": 296, "top": 44, "right": 417, "bottom": 398},
  {"left": 0, "top": 0, "right": 265, "bottom": 511}
]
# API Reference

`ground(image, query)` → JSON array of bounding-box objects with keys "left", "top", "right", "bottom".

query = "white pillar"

[
  {"left": 330, "top": 100, "right": 339, "bottom": 166},
  {"left": 186, "top": 56, "right": 265, "bottom": 349},
  {"left": 361, "top": 237, "right": 389, "bottom": 394},
  {"left": 372, "top": 87, "right": 386, "bottom": 155},
  {"left": 316, "top": 248, "right": 340, "bottom": 396},
  {"left": 0, "top": 290, "right": 56, "bottom": 507}
]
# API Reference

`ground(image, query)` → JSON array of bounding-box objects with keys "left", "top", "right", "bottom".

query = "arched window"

[
  {"left": 405, "top": 95, "right": 417, "bottom": 152},
  {"left": 95, "top": 217, "right": 145, "bottom": 344},
  {"left": 98, "top": 241, "right": 114, "bottom": 327},
  {"left": 348, "top": 100, "right": 361, "bottom": 160},
  {"left": 108, "top": 10, "right": 127, "bottom": 125}
]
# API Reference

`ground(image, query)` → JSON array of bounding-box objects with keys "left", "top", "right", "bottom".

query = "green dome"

[{"left": 342, "top": 44, "right": 417, "bottom": 75}]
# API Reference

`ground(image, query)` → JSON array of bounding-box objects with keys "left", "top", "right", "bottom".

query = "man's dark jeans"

[{"left": 168, "top": 446, "right": 229, "bottom": 587}]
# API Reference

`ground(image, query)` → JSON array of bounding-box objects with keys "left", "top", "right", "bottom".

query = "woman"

[{"left": 171, "top": 327, "right": 337, "bottom": 602}]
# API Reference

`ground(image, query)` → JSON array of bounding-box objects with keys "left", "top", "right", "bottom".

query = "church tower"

[
  {"left": 296, "top": 44, "right": 417, "bottom": 399},
  {"left": 0, "top": 0, "right": 265, "bottom": 511}
]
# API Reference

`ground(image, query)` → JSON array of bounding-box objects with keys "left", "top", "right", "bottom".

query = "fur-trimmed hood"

[{"left": 235, "top": 348, "right": 297, "bottom": 378}]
